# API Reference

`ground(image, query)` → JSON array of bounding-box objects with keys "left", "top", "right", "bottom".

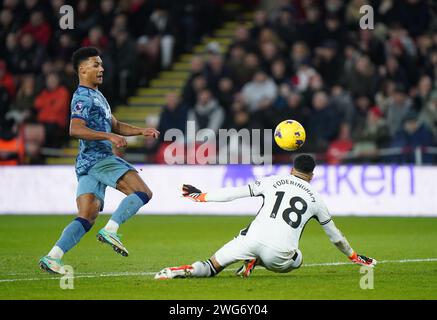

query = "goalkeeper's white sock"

[{"left": 191, "top": 260, "right": 218, "bottom": 277}]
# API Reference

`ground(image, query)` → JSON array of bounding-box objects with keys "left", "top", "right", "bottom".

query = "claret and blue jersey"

[{"left": 70, "top": 85, "right": 113, "bottom": 176}]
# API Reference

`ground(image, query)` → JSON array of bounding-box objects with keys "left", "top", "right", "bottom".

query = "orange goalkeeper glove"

[
  {"left": 182, "top": 184, "right": 207, "bottom": 202},
  {"left": 348, "top": 252, "right": 377, "bottom": 267}
]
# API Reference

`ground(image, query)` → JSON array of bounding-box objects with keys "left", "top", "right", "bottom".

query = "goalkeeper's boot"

[
  {"left": 349, "top": 252, "right": 377, "bottom": 267},
  {"left": 97, "top": 229, "right": 129, "bottom": 257},
  {"left": 39, "top": 256, "right": 65, "bottom": 275},
  {"left": 154, "top": 265, "right": 194, "bottom": 280},
  {"left": 236, "top": 259, "right": 257, "bottom": 277}
]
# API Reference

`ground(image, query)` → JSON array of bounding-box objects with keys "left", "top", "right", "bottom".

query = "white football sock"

[
  {"left": 104, "top": 219, "right": 119, "bottom": 233},
  {"left": 48, "top": 245, "right": 64, "bottom": 259},
  {"left": 191, "top": 260, "right": 218, "bottom": 277}
]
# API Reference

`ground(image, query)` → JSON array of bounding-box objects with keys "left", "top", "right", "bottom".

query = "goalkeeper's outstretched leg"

[{"left": 155, "top": 257, "right": 223, "bottom": 279}]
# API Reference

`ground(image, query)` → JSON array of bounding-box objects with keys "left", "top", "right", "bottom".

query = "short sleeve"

[
  {"left": 71, "top": 95, "right": 92, "bottom": 122},
  {"left": 248, "top": 177, "right": 268, "bottom": 197}
]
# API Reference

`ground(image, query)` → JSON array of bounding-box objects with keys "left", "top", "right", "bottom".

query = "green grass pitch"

[{"left": 0, "top": 215, "right": 436, "bottom": 300}]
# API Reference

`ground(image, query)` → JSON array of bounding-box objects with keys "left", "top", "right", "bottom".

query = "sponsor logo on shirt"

[{"left": 75, "top": 101, "right": 82, "bottom": 111}]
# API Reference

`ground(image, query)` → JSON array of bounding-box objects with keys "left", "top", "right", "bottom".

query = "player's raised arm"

[
  {"left": 182, "top": 184, "right": 254, "bottom": 202},
  {"left": 111, "top": 115, "right": 160, "bottom": 138},
  {"left": 182, "top": 176, "right": 266, "bottom": 202}
]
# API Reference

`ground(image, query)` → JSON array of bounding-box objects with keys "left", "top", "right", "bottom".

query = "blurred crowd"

[
  {"left": 158, "top": 0, "right": 437, "bottom": 164},
  {"left": 0, "top": 0, "right": 223, "bottom": 163}
]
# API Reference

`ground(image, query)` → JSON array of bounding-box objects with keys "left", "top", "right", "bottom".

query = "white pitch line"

[
  {"left": 303, "top": 257, "right": 437, "bottom": 267},
  {"left": 0, "top": 272, "right": 156, "bottom": 283},
  {"left": 1, "top": 258, "right": 436, "bottom": 284}
]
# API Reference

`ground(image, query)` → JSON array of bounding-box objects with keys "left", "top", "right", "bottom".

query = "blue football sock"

[
  {"left": 110, "top": 192, "right": 149, "bottom": 226},
  {"left": 56, "top": 217, "right": 92, "bottom": 254}
]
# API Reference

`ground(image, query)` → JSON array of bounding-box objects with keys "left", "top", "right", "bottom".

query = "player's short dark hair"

[
  {"left": 293, "top": 154, "right": 316, "bottom": 174},
  {"left": 72, "top": 47, "right": 100, "bottom": 73}
]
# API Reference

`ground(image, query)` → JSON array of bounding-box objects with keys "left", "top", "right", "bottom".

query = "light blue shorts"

[{"left": 76, "top": 156, "right": 136, "bottom": 211}]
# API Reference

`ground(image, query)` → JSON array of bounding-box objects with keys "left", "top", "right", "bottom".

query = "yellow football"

[{"left": 274, "top": 120, "right": 306, "bottom": 151}]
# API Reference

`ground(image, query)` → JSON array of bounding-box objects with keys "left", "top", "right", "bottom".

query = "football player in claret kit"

[
  {"left": 155, "top": 154, "right": 376, "bottom": 279},
  {"left": 39, "top": 47, "right": 160, "bottom": 274}
]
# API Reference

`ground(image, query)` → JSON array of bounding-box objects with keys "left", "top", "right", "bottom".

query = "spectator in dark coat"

[
  {"left": 386, "top": 84, "right": 413, "bottom": 137},
  {"left": 0, "top": 84, "right": 11, "bottom": 123},
  {"left": 158, "top": 92, "right": 188, "bottom": 141},
  {"left": 6, "top": 75, "right": 35, "bottom": 125},
  {"left": 110, "top": 28, "right": 138, "bottom": 103},
  {"left": 313, "top": 40, "right": 343, "bottom": 88},
  {"left": 97, "top": 0, "right": 116, "bottom": 34},
  {"left": 397, "top": 0, "right": 431, "bottom": 37},
  {"left": 55, "top": 33, "right": 76, "bottom": 63},
  {"left": 182, "top": 55, "right": 206, "bottom": 106},
  {"left": 182, "top": 74, "right": 207, "bottom": 109},
  {"left": 383, "top": 55, "right": 410, "bottom": 91},
  {"left": 418, "top": 90, "right": 437, "bottom": 140},
  {"left": 270, "top": 58, "right": 291, "bottom": 86},
  {"left": 9, "top": 32, "right": 46, "bottom": 74},
  {"left": 306, "top": 90, "right": 340, "bottom": 153},
  {"left": 297, "top": 6, "right": 323, "bottom": 49},
  {"left": 412, "top": 75, "right": 432, "bottom": 113},
  {"left": 390, "top": 111, "right": 435, "bottom": 164},
  {"left": 0, "top": 85, "right": 14, "bottom": 140},
  {"left": 270, "top": 90, "right": 309, "bottom": 130},
  {"left": 204, "top": 53, "right": 230, "bottom": 96},
  {"left": 74, "top": 0, "right": 98, "bottom": 39},
  {"left": 272, "top": 8, "right": 297, "bottom": 47},
  {"left": 230, "top": 24, "right": 257, "bottom": 54},
  {"left": 330, "top": 84, "right": 354, "bottom": 126},
  {"left": 0, "top": 9, "right": 20, "bottom": 56},
  {"left": 351, "top": 95, "right": 372, "bottom": 142},
  {"left": 341, "top": 55, "right": 378, "bottom": 98},
  {"left": 226, "top": 45, "right": 247, "bottom": 90},
  {"left": 187, "top": 88, "right": 225, "bottom": 143},
  {"left": 216, "top": 77, "right": 236, "bottom": 117},
  {"left": 250, "top": 10, "right": 271, "bottom": 41},
  {"left": 357, "top": 29, "right": 386, "bottom": 67},
  {"left": 319, "top": 13, "right": 348, "bottom": 51}
]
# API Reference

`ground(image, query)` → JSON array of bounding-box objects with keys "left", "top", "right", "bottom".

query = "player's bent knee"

[
  {"left": 145, "top": 189, "right": 153, "bottom": 200},
  {"left": 132, "top": 183, "right": 152, "bottom": 200},
  {"left": 86, "top": 214, "right": 98, "bottom": 225},
  {"left": 294, "top": 259, "right": 303, "bottom": 269},
  {"left": 134, "top": 191, "right": 151, "bottom": 205},
  {"left": 279, "top": 257, "right": 303, "bottom": 273},
  {"left": 75, "top": 217, "right": 93, "bottom": 233},
  {"left": 271, "top": 264, "right": 299, "bottom": 274},
  {"left": 77, "top": 206, "right": 100, "bottom": 225}
]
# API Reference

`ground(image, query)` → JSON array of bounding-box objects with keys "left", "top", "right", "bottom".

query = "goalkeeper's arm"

[
  {"left": 182, "top": 184, "right": 252, "bottom": 202},
  {"left": 322, "top": 220, "right": 377, "bottom": 267}
]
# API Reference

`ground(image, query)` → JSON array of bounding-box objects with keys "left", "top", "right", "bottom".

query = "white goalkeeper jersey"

[
  {"left": 205, "top": 174, "right": 352, "bottom": 257},
  {"left": 241, "top": 175, "right": 332, "bottom": 252}
]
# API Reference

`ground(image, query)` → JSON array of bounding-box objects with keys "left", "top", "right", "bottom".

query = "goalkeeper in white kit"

[{"left": 155, "top": 155, "right": 376, "bottom": 279}]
